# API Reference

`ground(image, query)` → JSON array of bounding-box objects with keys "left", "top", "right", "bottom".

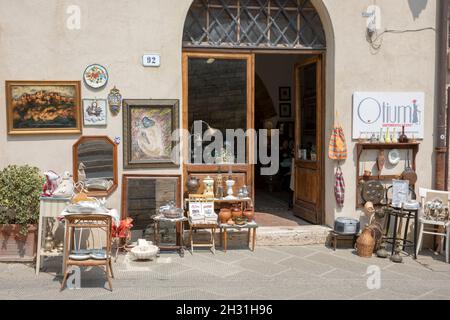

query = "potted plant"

[{"left": 0, "top": 165, "right": 44, "bottom": 262}]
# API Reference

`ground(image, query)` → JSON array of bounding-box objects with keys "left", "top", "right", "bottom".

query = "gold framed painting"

[
  {"left": 123, "top": 99, "right": 180, "bottom": 168},
  {"left": 6, "top": 80, "right": 82, "bottom": 135}
]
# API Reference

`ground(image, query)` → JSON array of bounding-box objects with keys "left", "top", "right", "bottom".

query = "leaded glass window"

[{"left": 183, "top": 0, "right": 326, "bottom": 49}]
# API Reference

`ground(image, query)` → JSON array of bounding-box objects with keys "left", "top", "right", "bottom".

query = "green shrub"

[{"left": 0, "top": 165, "right": 44, "bottom": 233}]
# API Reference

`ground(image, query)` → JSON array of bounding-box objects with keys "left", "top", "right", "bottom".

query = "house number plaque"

[{"left": 142, "top": 54, "right": 161, "bottom": 67}]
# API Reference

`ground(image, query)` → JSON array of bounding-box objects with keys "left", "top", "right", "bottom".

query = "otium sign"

[{"left": 352, "top": 92, "right": 425, "bottom": 139}]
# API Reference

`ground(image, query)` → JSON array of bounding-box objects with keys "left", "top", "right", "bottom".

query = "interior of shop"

[{"left": 185, "top": 52, "right": 320, "bottom": 226}]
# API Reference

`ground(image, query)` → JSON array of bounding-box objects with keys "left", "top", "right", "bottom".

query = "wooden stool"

[{"left": 330, "top": 231, "right": 357, "bottom": 250}]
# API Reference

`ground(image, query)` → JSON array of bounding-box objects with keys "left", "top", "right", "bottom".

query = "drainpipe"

[{"left": 435, "top": 0, "right": 448, "bottom": 191}]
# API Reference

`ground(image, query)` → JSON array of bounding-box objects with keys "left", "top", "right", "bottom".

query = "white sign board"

[
  {"left": 142, "top": 54, "right": 161, "bottom": 67},
  {"left": 352, "top": 92, "right": 425, "bottom": 139}
]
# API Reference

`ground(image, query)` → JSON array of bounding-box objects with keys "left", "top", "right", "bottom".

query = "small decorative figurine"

[
  {"left": 42, "top": 170, "right": 60, "bottom": 197},
  {"left": 107, "top": 86, "right": 122, "bottom": 115},
  {"left": 114, "top": 136, "right": 121, "bottom": 145}
]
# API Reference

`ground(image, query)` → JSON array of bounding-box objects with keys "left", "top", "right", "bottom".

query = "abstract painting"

[
  {"left": 6, "top": 81, "right": 81, "bottom": 135},
  {"left": 123, "top": 99, "right": 179, "bottom": 168}
]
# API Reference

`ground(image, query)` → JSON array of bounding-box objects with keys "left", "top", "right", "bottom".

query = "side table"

[
  {"left": 60, "top": 214, "right": 113, "bottom": 291},
  {"left": 219, "top": 221, "right": 258, "bottom": 252},
  {"left": 153, "top": 214, "right": 187, "bottom": 257},
  {"left": 36, "top": 197, "right": 71, "bottom": 275}
]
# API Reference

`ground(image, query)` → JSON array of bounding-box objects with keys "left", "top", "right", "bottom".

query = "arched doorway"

[{"left": 182, "top": 0, "right": 327, "bottom": 225}]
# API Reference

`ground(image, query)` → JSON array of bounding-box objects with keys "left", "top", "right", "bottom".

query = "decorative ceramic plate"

[
  {"left": 83, "top": 64, "right": 108, "bottom": 89},
  {"left": 388, "top": 149, "right": 401, "bottom": 165},
  {"left": 69, "top": 254, "right": 90, "bottom": 261},
  {"left": 90, "top": 250, "right": 107, "bottom": 260}
]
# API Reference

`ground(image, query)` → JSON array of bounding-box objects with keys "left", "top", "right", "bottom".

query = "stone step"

[{"left": 177, "top": 225, "right": 332, "bottom": 248}]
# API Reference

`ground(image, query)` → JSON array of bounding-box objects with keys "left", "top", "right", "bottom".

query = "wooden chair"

[{"left": 416, "top": 188, "right": 450, "bottom": 263}]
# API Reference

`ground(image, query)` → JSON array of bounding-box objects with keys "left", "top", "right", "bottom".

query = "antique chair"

[{"left": 416, "top": 188, "right": 450, "bottom": 263}]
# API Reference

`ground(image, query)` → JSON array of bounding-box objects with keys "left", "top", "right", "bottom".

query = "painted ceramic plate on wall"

[{"left": 83, "top": 64, "right": 108, "bottom": 89}]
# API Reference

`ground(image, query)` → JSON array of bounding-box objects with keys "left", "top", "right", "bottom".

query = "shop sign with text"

[{"left": 352, "top": 92, "right": 424, "bottom": 140}]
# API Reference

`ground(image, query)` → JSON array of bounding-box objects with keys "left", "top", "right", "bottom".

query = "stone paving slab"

[{"left": 1, "top": 245, "right": 450, "bottom": 300}]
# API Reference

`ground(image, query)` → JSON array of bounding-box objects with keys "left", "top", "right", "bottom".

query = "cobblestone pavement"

[{"left": 1, "top": 245, "right": 450, "bottom": 300}]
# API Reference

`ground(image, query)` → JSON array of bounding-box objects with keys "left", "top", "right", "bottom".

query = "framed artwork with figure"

[
  {"left": 6, "top": 80, "right": 82, "bottom": 135},
  {"left": 123, "top": 99, "right": 179, "bottom": 168}
]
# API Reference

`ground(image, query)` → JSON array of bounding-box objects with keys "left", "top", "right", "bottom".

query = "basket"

[{"left": 356, "top": 228, "right": 375, "bottom": 258}]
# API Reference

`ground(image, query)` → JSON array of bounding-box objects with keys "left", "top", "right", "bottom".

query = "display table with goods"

[
  {"left": 187, "top": 195, "right": 218, "bottom": 254},
  {"left": 219, "top": 220, "right": 258, "bottom": 252},
  {"left": 36, "top": 196, "right": 71, "bottom": 275},
  {"left": 153, "top": 213, "right": 187, "bottom": 257}
]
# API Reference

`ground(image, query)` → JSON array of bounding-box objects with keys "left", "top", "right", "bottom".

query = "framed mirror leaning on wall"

[{"left": 73, "top": 136, "right": 118, "bottom": 197}]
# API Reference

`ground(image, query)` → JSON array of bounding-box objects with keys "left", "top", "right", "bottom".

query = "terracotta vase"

[
  {"left": 231, "top": 205, "right": 242, "bottom": 220},
  {"left": 243, "top": 208, "right": 255, "bottom": 222},
  {"left": 219, "top": 208, "right": 232, "bottom": 223}
]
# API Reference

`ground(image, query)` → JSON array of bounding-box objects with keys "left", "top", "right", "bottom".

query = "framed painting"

[
  {"left": 83, "top": 99, "right": 107, "bottom": 126},
  {"left": 279, "top": 103, "right": 292, "bottom": 118},
  {"left": 279, "top": 86, "right": 291, "bottom": 101},
  {"left": 123, "top": 99, "right": 179, "bottom": 168},
  {"left": 6, "top": 81, "right": 82, "bottom": 135}
]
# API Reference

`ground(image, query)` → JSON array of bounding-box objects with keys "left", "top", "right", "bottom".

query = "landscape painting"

[
  {"left": 123, "top": 99, "right": 179, "bottom": 168},
  {"left": 6, "top": 81, "right": 82, "bottom": 135}
]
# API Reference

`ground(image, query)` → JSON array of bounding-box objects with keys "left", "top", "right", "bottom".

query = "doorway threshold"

[
  {"left": 257, "top": 225, "right": 331, "bottom": 246},
  {"left": 183, "top": 225, "right": 331, "bottom": 248}
]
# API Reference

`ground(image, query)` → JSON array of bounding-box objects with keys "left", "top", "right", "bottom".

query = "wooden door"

[{"left": 293, "top": 57, "right": 323, "bottom": 224}]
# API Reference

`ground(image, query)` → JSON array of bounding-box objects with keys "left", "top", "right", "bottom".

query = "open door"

[{"left": 293, "top": 57, "right": 323, "bottom": 224}]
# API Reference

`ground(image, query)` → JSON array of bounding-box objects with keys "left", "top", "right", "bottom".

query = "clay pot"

[
  {"left": 243, "top": 208, "right": 255, "bottom": 222},
  {"left": 219, "top": 208, "right": 232, "bottom": 223},
  {"left": 231, "top": 205, "right": 242, "bottom": 220}
]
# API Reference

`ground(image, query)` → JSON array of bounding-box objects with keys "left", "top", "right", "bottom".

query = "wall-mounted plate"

[{"left": 83, "top": 64, "right": 108, "bottom": 89}]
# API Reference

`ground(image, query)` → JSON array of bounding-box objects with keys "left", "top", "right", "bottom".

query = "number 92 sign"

[{"left": 142, "top": 54, "right": 161, "bottom": 67}]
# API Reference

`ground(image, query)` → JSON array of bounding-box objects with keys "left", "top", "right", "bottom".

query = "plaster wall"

[{"left": 0, "top": 0, "right": 438, "bottom": 227}]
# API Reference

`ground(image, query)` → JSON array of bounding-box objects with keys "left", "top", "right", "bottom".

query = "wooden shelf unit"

[{"left": 355, "top": 142, "right": 420, "bottom": 208}]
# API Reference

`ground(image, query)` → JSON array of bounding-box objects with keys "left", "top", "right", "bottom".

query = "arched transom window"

[{"left": 183, "top": 0, "right": 326, "bottom": 49}]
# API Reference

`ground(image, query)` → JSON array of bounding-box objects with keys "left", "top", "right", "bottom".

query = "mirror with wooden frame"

[{"left": 73, "top": 136, "right": 118, "bottom": 197}]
